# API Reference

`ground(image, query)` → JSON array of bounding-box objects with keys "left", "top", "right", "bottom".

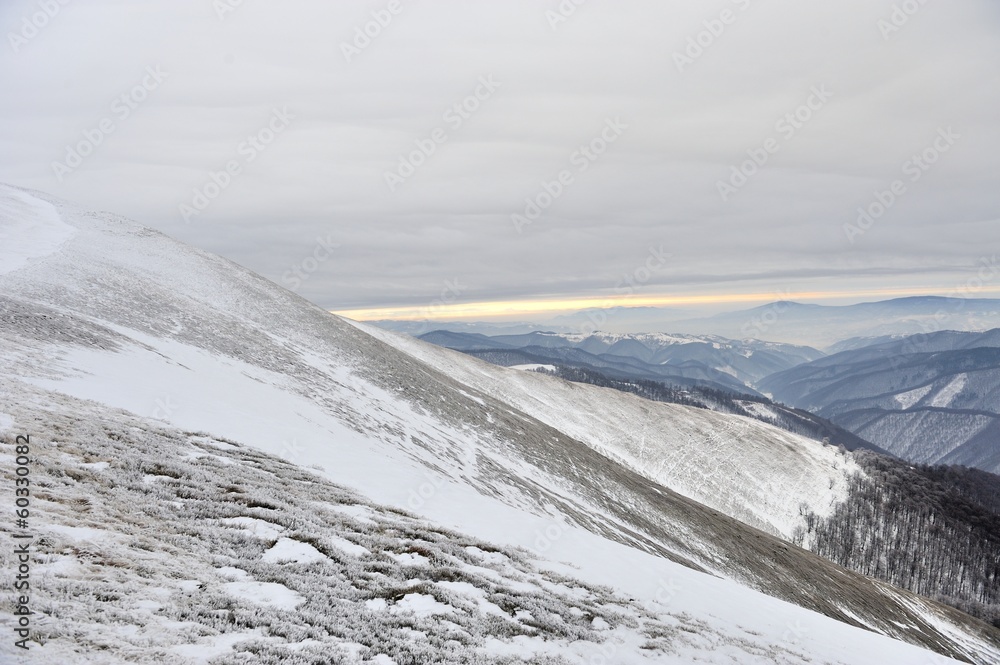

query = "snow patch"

[
  {"left": 391, "top": 593, "right": 454, "bottom": 617},
  {"left": 220, "top": 516, "right": 284, "bottom": 540},
  {"left": 328, "top": 535, "right": 370, "bottom": 557},
  {"left": 171, "top": 630, "right": 264, "bottom": 663},
  {"left": 221, "top": 580, "right": 305, "bottom": 609},
  {"left": 930, "top": 374, "right": 967, "bottom": 408},
  {"left": 262, "top": 537, "right": 327, "bottom": 564},
  {"left": 46, "top": 524, "right": 111, "bottom": 543},
  {"left": 893, "top": 385, "right": 933, "bottom": 409}
]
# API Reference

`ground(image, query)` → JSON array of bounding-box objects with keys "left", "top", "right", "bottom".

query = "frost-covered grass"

[{"left": 3, "top": 388, "right": 827, "bottom": 665}]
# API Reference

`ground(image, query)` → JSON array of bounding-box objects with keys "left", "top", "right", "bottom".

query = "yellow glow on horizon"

[{"left": 331, "top": 284, "right": 1000, "bottom": 322}]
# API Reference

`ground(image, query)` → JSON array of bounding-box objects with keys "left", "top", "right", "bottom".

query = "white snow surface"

[
  {"left": 0, "top": 184, "right": 994, "bottom": 664},
  {"left": 894, "top": 384, "right": 934, "bottom": 409},
  {"left": 261, "top": 537, "right": 328, "bottom": 564},
  {"left": 0, "top": 187, "right": 76, "bottom": 275},
  {"left": 930, "top": 373, "right": 969, "bottom": 408},
  {"left": 355, "top": 320, "right": 858, "bottom": 539}
]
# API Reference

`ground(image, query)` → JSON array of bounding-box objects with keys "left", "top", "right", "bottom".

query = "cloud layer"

[{"left": 2, "top": 0, "right": 998, "bottom": 315}]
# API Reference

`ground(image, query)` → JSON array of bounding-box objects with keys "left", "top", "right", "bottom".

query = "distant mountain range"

[
  {"left": 374, "top": 296, "right": 1000, "bottom": 349},
  {"left": 418, "top": 329, "right": 822, "bottom": 391},
  {"left": 759, "top": 329, "right": 1000, "bottom": 473},
  {"left": 416, "top": 329, "right": 886, "bottom": 452},
  {"left": 417, "top": 326, "right": 1000, "bottom": 476},
  {"left": 666, "top": 297, "right": 1000, "bottom": 348}
]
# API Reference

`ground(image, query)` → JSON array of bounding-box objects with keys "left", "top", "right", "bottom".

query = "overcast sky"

[{"left": 2, "top": 0, "right": 999, "bottom": 320}]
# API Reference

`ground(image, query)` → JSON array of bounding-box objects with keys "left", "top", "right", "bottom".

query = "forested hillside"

[{"left": 800, "top": 451, "right": 1000, "bottom": 627}]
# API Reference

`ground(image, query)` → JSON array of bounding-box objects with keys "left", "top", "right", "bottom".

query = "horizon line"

[{"left": 331, "top": 285, "right": 1000, "bottom": 322}]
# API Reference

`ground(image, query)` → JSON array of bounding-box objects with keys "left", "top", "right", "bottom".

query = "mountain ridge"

[{"left": 2, "top": 183, "right": 999, "bottom": 663}]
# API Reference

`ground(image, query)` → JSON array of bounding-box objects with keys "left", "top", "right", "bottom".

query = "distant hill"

[
  {"left": 419, "top": 329, "right": 823, "bottom": 389},
  {"left": 665, "top": 296, "right": 1000, "bottom": 348},
  {"left": 759, "top": 329, "right": 1000, "bottom": 473}
]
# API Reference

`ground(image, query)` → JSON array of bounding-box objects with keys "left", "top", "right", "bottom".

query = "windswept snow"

[
  {"left": 1, "top": 184, "right": 997, "bottom": 664},
  {"left": 354, "top": 321, "right": 858, "bottom": 539},
  {"left": 0, "top": 187, "right": 76, "bottom": 275}
]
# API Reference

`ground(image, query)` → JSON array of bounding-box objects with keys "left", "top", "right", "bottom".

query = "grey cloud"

[{"left": 1, "top": 0, "right": 998, "bottom": 315}]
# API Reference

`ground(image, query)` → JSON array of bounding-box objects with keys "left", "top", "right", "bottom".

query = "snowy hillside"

[
  {"left": 2, "top": 184, "right": 999, "bottom": 663},
  {"left": 0, "top": 387, "right": 965, "bottom": 665},
  {"left": 359, "top": 323, "right": 855, "bottom": 541}
]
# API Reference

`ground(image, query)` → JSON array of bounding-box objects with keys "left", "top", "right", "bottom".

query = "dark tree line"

[
  {"left": 539, "top": 365, "right": 717, "bottom": 409},
  {"left": 797, "top": 451, "right": 1000, "bottom": 627}
]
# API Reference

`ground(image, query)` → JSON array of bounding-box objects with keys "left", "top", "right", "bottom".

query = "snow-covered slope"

[
  {"left": 0, "top": 387, "right": 966, "bottom": 665},
  {"left": 357, "top": 322, "right": 855, "bottom": 541},
  {"left": 0, "top": 187, "right": 76, "bottom": 275},
  {"left": 2, "top": 184, "right": 998, "bottom": 663}
]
